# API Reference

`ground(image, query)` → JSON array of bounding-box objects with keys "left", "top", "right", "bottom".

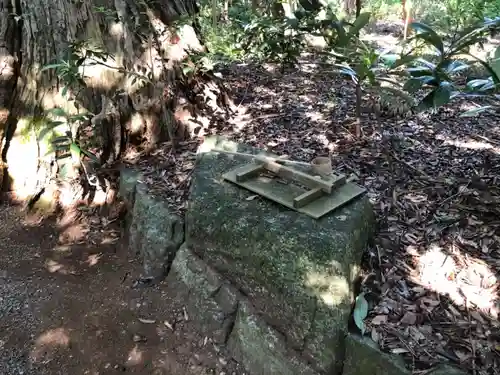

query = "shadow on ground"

[{"left": 0, "top": 204, "right": 243, "bottom": 375}]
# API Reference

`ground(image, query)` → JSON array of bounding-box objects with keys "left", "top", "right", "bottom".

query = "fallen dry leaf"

[
  {"left": 400, "top": 312, "right": 418, "bottom": 325},
  {"left": 138, "top": 318, "right": 156, "bottom": 324},
  {"left": 371, "top": 315, "right": 388, "bottom": 325}
]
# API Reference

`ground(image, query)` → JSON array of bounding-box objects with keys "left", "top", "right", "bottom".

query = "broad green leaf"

[
  {"left": 409, "top": 22, "right": 444, "bottom": 55},
  {"left": 40, "top": 63, "right": 66, "bottom": 72},
  {"left": 391, "top": 54, "right": 419, "bottom": 68},
  {"left": 51, "top": 135, "right": 72, "bottom": 144},
  {"left": 416, "top": 58, "right": 436, "bottom": 70},
  {"left": 467, "top": 78, "right": 494, "bottom": 91},
  {"left": 403, "top": 78, "right": 423, "bottom": 93},
  {"left": 468, "top": 54, "right": 500, "bottom": 84},
  {"left": 407, "top": 67, "right": 433, "bottom": 78},
  {"left": 460, "top": 106, "right": 492, "bottom": 117},
  {"left": 54, "top": 144, "right": 70, "bottom": 151},
  {"left": 353, "top": 293, "right": 368, "bottom": 335},
  {"left": 46, "top": 121, "right": 66, "bottom": 127},
  {"left": 450, "top": 24, "right": 488, "bottom": 54},
  {"left": 349, "top": 12, "right": 371, "bottom": 36},
  {"left": 433, "top": 83, "right": 452, "bottom": 107},
  {"left": 491, "top": 45, "right": 500, "bottom": 78},
  {"left": 81, "top": 149, "right": 100, "bottom": 163},
  {"left": 68, "top": 113, "right": 92, "bottom": 121},
  {"left": 331, "top": 21, "right": 348, "bottom": 46},
  {"left": 38, "top": 121, "right": 68, "bottom": 141},
  {"left": 47, "top": 108, "right": 67, "bottom": 117},
  {"left": 417, "top": 91, "right": 436, "bottom": 111},
  {"left": 70, "top": 142, "right": 81, "bottom": 161},
  {"left": 443, "top": 60, "right": 469, "bottom": 75},
  {"left": 416, "top": 75, "right": 438, "bottom": 86},
  {"left": 62, "top": 86, "right": 68, "bottom": 97}
]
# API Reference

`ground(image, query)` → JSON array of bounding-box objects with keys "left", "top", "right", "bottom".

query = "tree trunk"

[
  {"left": 0, "top": 0, "right": 230, "bottom": 205},
  {"left": 344, "top": 0, "right": 356, "bottom": 15}
]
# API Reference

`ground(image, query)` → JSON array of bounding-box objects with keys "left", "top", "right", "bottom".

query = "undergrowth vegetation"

[
  {"left": 198, "top": 0, "right": 500, "bottom": 121},
  {"left": 39, "top": 0, "right": 500, "bottom": 188}
]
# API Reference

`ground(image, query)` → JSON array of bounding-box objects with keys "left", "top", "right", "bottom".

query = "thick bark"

[{"left": 0, "top": 0, "right": 230, "bottom": 202}]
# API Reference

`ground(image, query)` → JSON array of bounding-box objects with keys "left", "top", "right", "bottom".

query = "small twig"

[
  {"left": 470, "top": 133, "right": 500, "bottom": 146},
  {"left": 390, "top": 152, "right": 431, "bottom": 178},
  {"left": 437, "top": 182, "right": 470, "bottom": 207},
  {"left": 384, "top": 326, "right": 417, "bottom": 358},
  {"left": 236, "top": 84, "right": 250, "bottom": 109}
]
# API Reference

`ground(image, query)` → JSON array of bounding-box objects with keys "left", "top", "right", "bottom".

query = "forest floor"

[
  {"left": 0, "top": 204, "right": 244, "bottom": 375},
  {"left": 128, "top": 28, "right": 500, "bottom": 375},
  {"left": 2, "top": 24, "right": 500, "bottom": 375}
]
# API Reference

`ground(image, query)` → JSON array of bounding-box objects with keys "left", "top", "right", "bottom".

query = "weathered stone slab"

[
  {"left": 119, "top": 168, "right": 184, "bottom": 279},
  {"left": 344, "top": 334, "right": 467, "bottom": 375},
  {"left": 166, "top": 245, "right": 319, "bottom": 375},
  {"left": 186, "top": 136, "right": 375, "bottom": 372},
  {"left": 166, "top": 244, "right": 239, "bottom": 344},
  {"left": 227, "top": 300, "right": 318, "bottom": 375}
]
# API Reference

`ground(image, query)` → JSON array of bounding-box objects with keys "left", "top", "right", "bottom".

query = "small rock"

[
  {"left": 218, "top": 357, "right": 228, "bottom": 366},
  {"left": 132, "top": 334, "right": 147, "bottom": 343}
]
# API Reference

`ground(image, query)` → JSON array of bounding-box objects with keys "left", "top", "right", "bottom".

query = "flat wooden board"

[{"left": 223, "top": 164, "right": 366, "bottom": 219}]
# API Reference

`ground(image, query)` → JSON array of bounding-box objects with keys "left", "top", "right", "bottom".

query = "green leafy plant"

[
  {"left": 41, "top": 40, "right": 112, "bottom": 99},
  {"left": 239, "top": 14, "right": 308, "bottom": 68},
  {"left": 41, "top": 107, "right": 98, "bottom": 181},
  {"left": 328, "top": 13, "right": 416, "bottom": 133},
  {"left": 401, "top": 18, "right": 500, "bottom": 112},
  {"left": 181, "top": 52, "right": 217, "bottom": 79},
  {"left": 353, "top": 293, "right": 368, "bottom": 334}
]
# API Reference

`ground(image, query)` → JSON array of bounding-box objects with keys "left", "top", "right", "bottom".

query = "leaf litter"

[{"left": 127, "top": 47, "right": 500, "bottom": 375}]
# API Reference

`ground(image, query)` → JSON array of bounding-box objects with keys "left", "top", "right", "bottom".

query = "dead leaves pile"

[{"left": 123, "top": 140, "right": 200, "bottom": 215}]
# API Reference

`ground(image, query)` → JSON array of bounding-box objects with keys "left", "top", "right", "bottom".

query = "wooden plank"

[
  {"left": 236, "top": 163, "right": 264, "bottom": 182},
  {"left": 293, "top": 188, "right": 323, "bottom": 209},
  {"left": 223, "top": 164, "right": 366, "bottom": 219},
  {"left": 254, "top": 157, "right": 336, "bottom": 193},
  {"left": 304, "top": 183, "right": 366, "bottom": 218}
]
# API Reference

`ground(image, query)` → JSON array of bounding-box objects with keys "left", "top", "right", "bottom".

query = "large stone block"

[
  {"left": 186, "top": 136, "right": 375, "bottom": 372},
  {"left": 166, "top": 245, "right": 319, "bottom": 375},
  {"left": 227, "top": 300, "right": 318, "bottom": 375},
  {"left": 166, "top": 244, "right": 239, "bottom": 344},
  {"left": 344, "top": 334, "right": 467, "bottom": 375},
  {"left": 119, "top": 168, "right": 184, "bottom": 279}
]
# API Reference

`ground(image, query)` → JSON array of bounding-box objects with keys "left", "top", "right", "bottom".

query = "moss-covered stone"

[
  {"left": 166, "top": 245, "right": 239, "bottom": 344},
  {"left": 344, "top": 334, "right": 467, "bottom": 375},
  {"left": 121, "top": 169, "right": 184, "bottom": 279},
  {"left": 186, "top": 136, "right": 375, "bottom": 371},
  {"left": 227, "top": 300, "right": 318, "bottom": 375}
]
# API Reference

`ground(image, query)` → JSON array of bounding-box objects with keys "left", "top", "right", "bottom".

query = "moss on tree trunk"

[{"left": 0, "top": 0, "right": 230, "bottom": 203}]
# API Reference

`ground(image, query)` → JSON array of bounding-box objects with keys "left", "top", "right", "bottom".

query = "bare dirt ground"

[{"left": 0, "top": 204, "right": 243, "bottom": 375}]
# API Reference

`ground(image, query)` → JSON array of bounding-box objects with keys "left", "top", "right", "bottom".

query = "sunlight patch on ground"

[
  {"left": 125, "top": 345, "right": 144, "bottom": 366},
  {"left": 440, "top": 136, "right": 500, "bottom": 153},
  {"left": 30, "top": 328, "right": 71, "bottom": 363},
  {"left": 45, "top": 259, "right": 77, "bottom": 275},
  {"left": 86, "top": 253, "right": 102, "bottom": 267},
  {"left": 416, "top": 244, "right": 499, "bottom": 319},
  {"left": 305, "top": 271, "right": 349, "bottom": 307}
]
